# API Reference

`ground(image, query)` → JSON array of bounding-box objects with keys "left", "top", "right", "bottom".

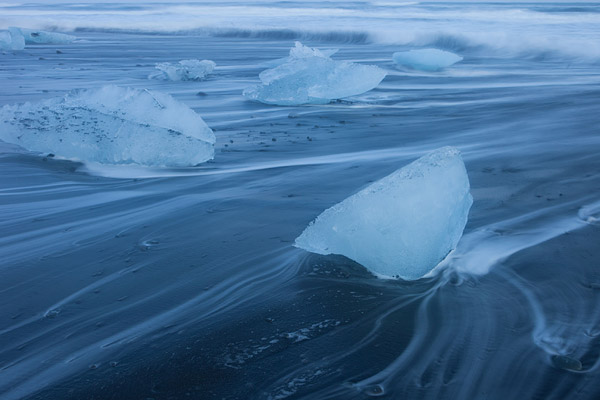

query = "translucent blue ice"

[
  {"left": 0, "top": 28, "right": 25, "bottom": 50},
  {"left": 151, "top": 59, "right": 216, "bottom": 81},
  {"left": 243, "top": 42, "right": 386, "bottom": 105},
  {"left": 295, "top": 147, "right": 472, "bottom": 280},
  {"left": 1, "top": 27, "right": 74, "bottom": 49},
  {"left": 0, "top": 86, "right": 215, "bottom": 167},
  {"left": 16, "top": 28, "right": 76, "bottom": 44},
  {"left": 393, "top": 48, "right": 463, "bottom": 71}
]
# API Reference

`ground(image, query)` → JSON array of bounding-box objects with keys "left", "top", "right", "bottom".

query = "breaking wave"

[{"left": 2, "top": 1, "right": 600, "bottom": 62}]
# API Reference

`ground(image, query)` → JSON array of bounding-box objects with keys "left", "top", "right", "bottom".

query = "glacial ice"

[
  {"left": 16, "top": 28, "right": 76, "bottom": 44},
  {"left": 0, "top": 28, "right": 25, "bottom": 50},
  {"left": 295, "top": 147, "right": 472, "bottom": 280},
  {"left": 244, "top": 42, "right": 386, "bottom": 105},
  {"left": 0, "top": 86, "right": 215, "bottom": 167},
  {"left": 1, "top": 27, "right": 75, "bottom": 48},
  {"left": 151, "top": 59, "right": 216, "bottom": 81},
  {"left": 393, "top": 49, "right": 463, "bottom": 71}
]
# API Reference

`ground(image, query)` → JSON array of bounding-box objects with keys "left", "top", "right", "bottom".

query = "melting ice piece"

[
  {"left": 295, "top": 147, "right": 472, "bottom": 280},
  {"left": 1, "top": 27, "right": 75, "bottom": 49},
  {"left": 15, "top": 27, "right": 76, "bottom": 44},
  {"left": 0, "top": 86, "right": 215, "bottom": 167},
  {"left": 151, "top": 59, "right": 216, "bottom": 81},
  {"left": 0, "top": 28, "right": 25, "bottom": 50},
  {"left": 244, "top": 42, "right": 386, "bottom": 105},
  {"left": 393, "top": 49, "right": 463, "bottom": 71}
]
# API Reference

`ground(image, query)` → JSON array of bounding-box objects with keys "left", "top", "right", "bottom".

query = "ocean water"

[{"left": 1, "top": 1, "right": 600, "bottom": 399}]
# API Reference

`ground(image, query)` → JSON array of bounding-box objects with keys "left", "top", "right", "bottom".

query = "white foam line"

[
  {"left": 0, "top": 250, "right": 298, "bottom": 400},
  {"left": 80, "top": 143, "right": 486, "bottom": 179},
  {"left": 434, "top": 198, "right": 600, "bottom": 277}
]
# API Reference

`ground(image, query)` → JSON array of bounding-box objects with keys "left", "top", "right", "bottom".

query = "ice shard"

[
  {"left": 244, "top": 42, "right": 386, "bottom": 105},
  {"left": 295, "top": 147, "right": 472, "bottom": 280}
]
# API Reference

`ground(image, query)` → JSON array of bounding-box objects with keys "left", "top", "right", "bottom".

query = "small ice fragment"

[
  {"left": 392, "top": 48, "right": 463, "bottom": 71},
  {"left": 244, "top": 42, "right": 386, "bottom": 105},
  {"left": 295, "top": 147, "right": 472, "bottom": 280},
  {"left": 15, "top": 27, "right": 76, "bottom": 44},
  {"left": 151, "top": 59, "right": 216, "bottom": 81},
  {"left": 0, "top": 28, "right": 25, "bottom": 50},
  {"left": 0, "top": 86, "right": 215, "bottom": 167}
]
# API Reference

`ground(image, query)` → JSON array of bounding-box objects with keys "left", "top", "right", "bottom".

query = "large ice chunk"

[
  {"left": 244, "top": 42, "right": 386, "bottom": 105},
  {"left": 1, "top": 27, "right": 75, "bottom": 49},
  {"left": 16, "top": 27, "right": 76, "bottom": 44},
  {"left": 393, "top": 49, "right": 463, "bottom": 71},
  {"left": 0, "top": 28, "right": 25, "bottom": 50},
  {"left": 0, "top": 86, "right": 215, "bottom": 167},
  {"left": 295, "top": 147, "right": 472, "bottom": 280},
  {"left": 150, "top": 59, "right": 216, "bottom": 81}
]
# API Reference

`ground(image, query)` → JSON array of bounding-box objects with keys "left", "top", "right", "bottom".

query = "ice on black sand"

[
  {"left": 295, "top": 147, "right": 472, "bottom": 280},
  {"left": 243, "top": 42, "right": 386, "bottom": 106},
  {"left": 0, "top": 86, "right": 215, "bottom": 167}
]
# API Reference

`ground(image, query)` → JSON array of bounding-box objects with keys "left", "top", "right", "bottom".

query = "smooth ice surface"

[
  {"left": 15, "top": 27, "right": 76, "bottom": 44},
  {"left": 0, "top": 86, "right": 215, "bottom": 167},
  {"left": 295, "top": 147, "right": 473, "bottom": 280},
  {"left": 393, "top": 49, "right": 463, "bottom": 71},
  {"left": 0, "top": 28, "right": 25, "bottom": 50},
  {"left": 151, "top": 59, "right": 216, "bottom": 81},
  {"left": 243, "top": 42, "right": 386, "bottom": 105}
]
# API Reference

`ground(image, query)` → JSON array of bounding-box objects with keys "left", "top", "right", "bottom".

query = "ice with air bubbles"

[{"left": 0, "top": 86, "right": 215, "bottom": 167}]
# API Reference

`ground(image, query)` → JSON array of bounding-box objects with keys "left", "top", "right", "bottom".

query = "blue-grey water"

[{"left": 1, "top": 1, "right": 600, "bottom": 399}]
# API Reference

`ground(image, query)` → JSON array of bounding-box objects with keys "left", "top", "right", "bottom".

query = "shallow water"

[{"left": 1, "top": 1, "right": 600, "bottom": 399}]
